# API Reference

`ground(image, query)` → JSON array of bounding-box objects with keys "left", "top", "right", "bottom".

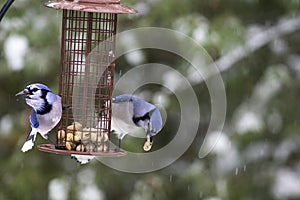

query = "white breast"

[
  {"left": 37, "top": 96, "right": 62, "bottom": 137},
  {"left": 111, "top": 101, "right": 144, "bottom": 139}
]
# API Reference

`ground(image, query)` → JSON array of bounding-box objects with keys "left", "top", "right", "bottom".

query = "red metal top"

[{"left": 45, "top": 0, "right": 137, "bottom": 14}]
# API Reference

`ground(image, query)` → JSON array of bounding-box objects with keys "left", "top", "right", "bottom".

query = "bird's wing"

[
  {"left": 22, "top": 110, "right": 39, "bottom": 152},
  {"left": 30, "top": 109, "right": 39, "bottom": 128},
  {"left": 112, "top": 94, "right": 133, "bottom": 103},
  {"left": 113, "top": 95, "right": 156, "bottom": 117},
  {"left": 131, "top": 97, "right": 156, "bottom": 118},
  {"left": 149, "top": 107, "right": 163, "bottom": 134},
  {"left": 21, "top": 128, "right": 38, "bottom": 152}
]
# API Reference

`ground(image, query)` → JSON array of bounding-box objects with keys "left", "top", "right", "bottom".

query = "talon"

[{"left": 62, "top": 105, "right": 71, "bottom": 110}]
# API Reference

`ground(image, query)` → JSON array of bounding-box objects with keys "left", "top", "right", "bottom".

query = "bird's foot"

[
  {"left": 114, "top": 147, "right": 121, "bottom": 152},
  {"left": 55, "top": 145, "right": 67, "bottom": 150},
  {"left": 114, "top": 138, "right": 122, "bottom": 152},
  {"left": 47, "top": 138, "right": 55, "bottom": 145},
  {"left": 62, "top": 105, "right": 71, "bottom": 110}
]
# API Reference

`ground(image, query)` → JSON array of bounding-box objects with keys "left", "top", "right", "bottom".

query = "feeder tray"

[
  {"left": 38, "top": 144, "right": 126, "bottom": 156},
  {"left": 39, "top": 0, "right": 136, "bottom": 157}
]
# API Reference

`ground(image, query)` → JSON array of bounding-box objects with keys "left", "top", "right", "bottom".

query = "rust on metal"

[
  {"left": 78, "top": 0, "right": 120, "bottom": 4},
  {"left": 38, "top": 144, "right": 127, "bottom": 156},
  {"left": 40, "top": 0, "right": 135, "bottom": 157},
  {"left": 56, "top": 10, "right": 117, "bottom": 154},
  {"left": 45, "top": 0, "right": 137, "bottom": 14}
]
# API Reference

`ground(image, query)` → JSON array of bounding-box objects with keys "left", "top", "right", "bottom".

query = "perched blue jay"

[
  {"left": 111, "top": 94, "right": 163, "bottom": 150},
  {"left": 73, "top": 94, "right": 163, "bottom": 164},
  {"left": 16, "top": 83, "right": 62, "bottom": 152}
]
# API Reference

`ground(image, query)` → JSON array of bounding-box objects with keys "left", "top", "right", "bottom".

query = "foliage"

[{"left": 1, "top": 0, "right": 300, "bottom": 199}]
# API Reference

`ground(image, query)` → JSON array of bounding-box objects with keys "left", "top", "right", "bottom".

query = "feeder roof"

[{"left": 45, "top": 0, "right": 137, "bottom": 14}]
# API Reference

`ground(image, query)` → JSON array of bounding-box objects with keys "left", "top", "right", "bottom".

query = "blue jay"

[
  {"left": 16, "top": 83, "right": 62, "bottom": 152},
  {"left": 111, "top": 94, "right": 163, "bottom": 150},
  {"left": 72, "top": 94, "right": 163, "bottom": 164}
]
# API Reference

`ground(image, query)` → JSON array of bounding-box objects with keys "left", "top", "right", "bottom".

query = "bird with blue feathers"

[
  {"left": 73, "top": 94, "right": 163, "bottom": 164},
  {"left": 16, "top": 83, "right": 62, "bottom": 152},
  {"left": 111, "top": 94, "right": 163, "bottom": 151},
  {"left": 15, "top": 83, "right": 163, "bottom": 164}
]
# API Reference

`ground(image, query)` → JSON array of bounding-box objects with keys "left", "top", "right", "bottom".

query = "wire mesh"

[{"left": 55, "top": 10, "right": 117, "bottom": 154}]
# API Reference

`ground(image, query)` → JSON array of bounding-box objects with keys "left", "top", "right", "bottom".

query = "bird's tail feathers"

[
  {"left": 21, "top": 129, "right": 38, "bottom": 152},
  {"left": 71, "top": 154, "right": 95, "bottom": 164}
]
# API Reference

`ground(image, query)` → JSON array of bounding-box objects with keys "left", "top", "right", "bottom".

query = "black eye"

[{"left": 31, "top": 88, "right": 39, "bottom": 92}]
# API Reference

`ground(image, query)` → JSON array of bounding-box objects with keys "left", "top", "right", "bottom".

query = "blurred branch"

[
  {"left": 191, "top": 16, "right": 300, "bottom": 84},
  {"left": 217, "top": 16, "right": 300, "bottom": 72}
]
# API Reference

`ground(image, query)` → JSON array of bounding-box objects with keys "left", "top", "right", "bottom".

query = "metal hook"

[{"left": 0, "top": 0, "right": 15, "bottom": 22}]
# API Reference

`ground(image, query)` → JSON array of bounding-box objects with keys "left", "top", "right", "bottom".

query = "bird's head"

[{"left": 16, "top": 83, "right": 53, "bottom": 109}]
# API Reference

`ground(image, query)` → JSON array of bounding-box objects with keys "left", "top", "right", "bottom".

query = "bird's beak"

[{"left": 15, "top": 89, "right": 29, "bottom": 96}]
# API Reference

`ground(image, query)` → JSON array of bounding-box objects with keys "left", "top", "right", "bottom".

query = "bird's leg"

[
  {"left": 146, "top": 122, "right": 154, "bottom": 144},
  {"left": 44, "top": 134, "right": 59, "bottom": 148},
  {"left": 150, "top": 135, "right": 154, "bottom": 143},
  {"left": 115, "top": 138, "right": 121, "bottom": 152},
  {"left": 118, "top": 138, "right": 121, "bottom": 149},
  {"left": 47, "top": 137, "right": 55, "bottom": 145}
]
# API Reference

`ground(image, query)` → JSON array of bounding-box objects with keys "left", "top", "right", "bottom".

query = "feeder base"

[{"left": 37, "top": 144, "right": 126, "bottom": 157}]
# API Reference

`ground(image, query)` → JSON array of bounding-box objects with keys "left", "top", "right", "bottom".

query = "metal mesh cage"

[
  {"left": 38, "top": 0, "right": 136, "bottom": 156},
  {"left": 58, "top": 10, "right": 116, "bottom": 154}
]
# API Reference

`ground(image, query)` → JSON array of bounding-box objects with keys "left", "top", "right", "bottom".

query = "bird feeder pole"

[{"left": 38, "top": 0, "right": 136, "bottom": 156}]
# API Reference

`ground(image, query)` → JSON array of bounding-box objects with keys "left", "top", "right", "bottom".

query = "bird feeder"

[{"left": 37, "top": 0, "right": 136, "bottom": 156}]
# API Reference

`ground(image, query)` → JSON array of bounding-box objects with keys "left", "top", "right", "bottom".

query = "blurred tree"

[{"left": 0, "top": 0, "right": 300, "bottom": 199}]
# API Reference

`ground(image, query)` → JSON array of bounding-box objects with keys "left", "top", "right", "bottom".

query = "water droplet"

[
  {"left": 187, "top": 185, "right": 190, "bottom": 191},
  {"left": 169, "top": 174, "right": 173, "bottom": 182},
  {"left": 108, "top": 50, "right": 114, "bottom": 57},
  {"left": 243, "top": 165, "right": 247, "bottom": 172},
  {"left": 261, "top": 149, "right": 264, "bottom": 155},
  {"left": 235, "top": 167, "right": 239, "bottom": 175},
  {"left": 199, "top": 191, "right": 203, "bottom": 198}
]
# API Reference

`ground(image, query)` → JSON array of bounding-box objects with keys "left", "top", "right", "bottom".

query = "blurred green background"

[{"left": 1, "top": 0, "right": 300, "bottom": 199}]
